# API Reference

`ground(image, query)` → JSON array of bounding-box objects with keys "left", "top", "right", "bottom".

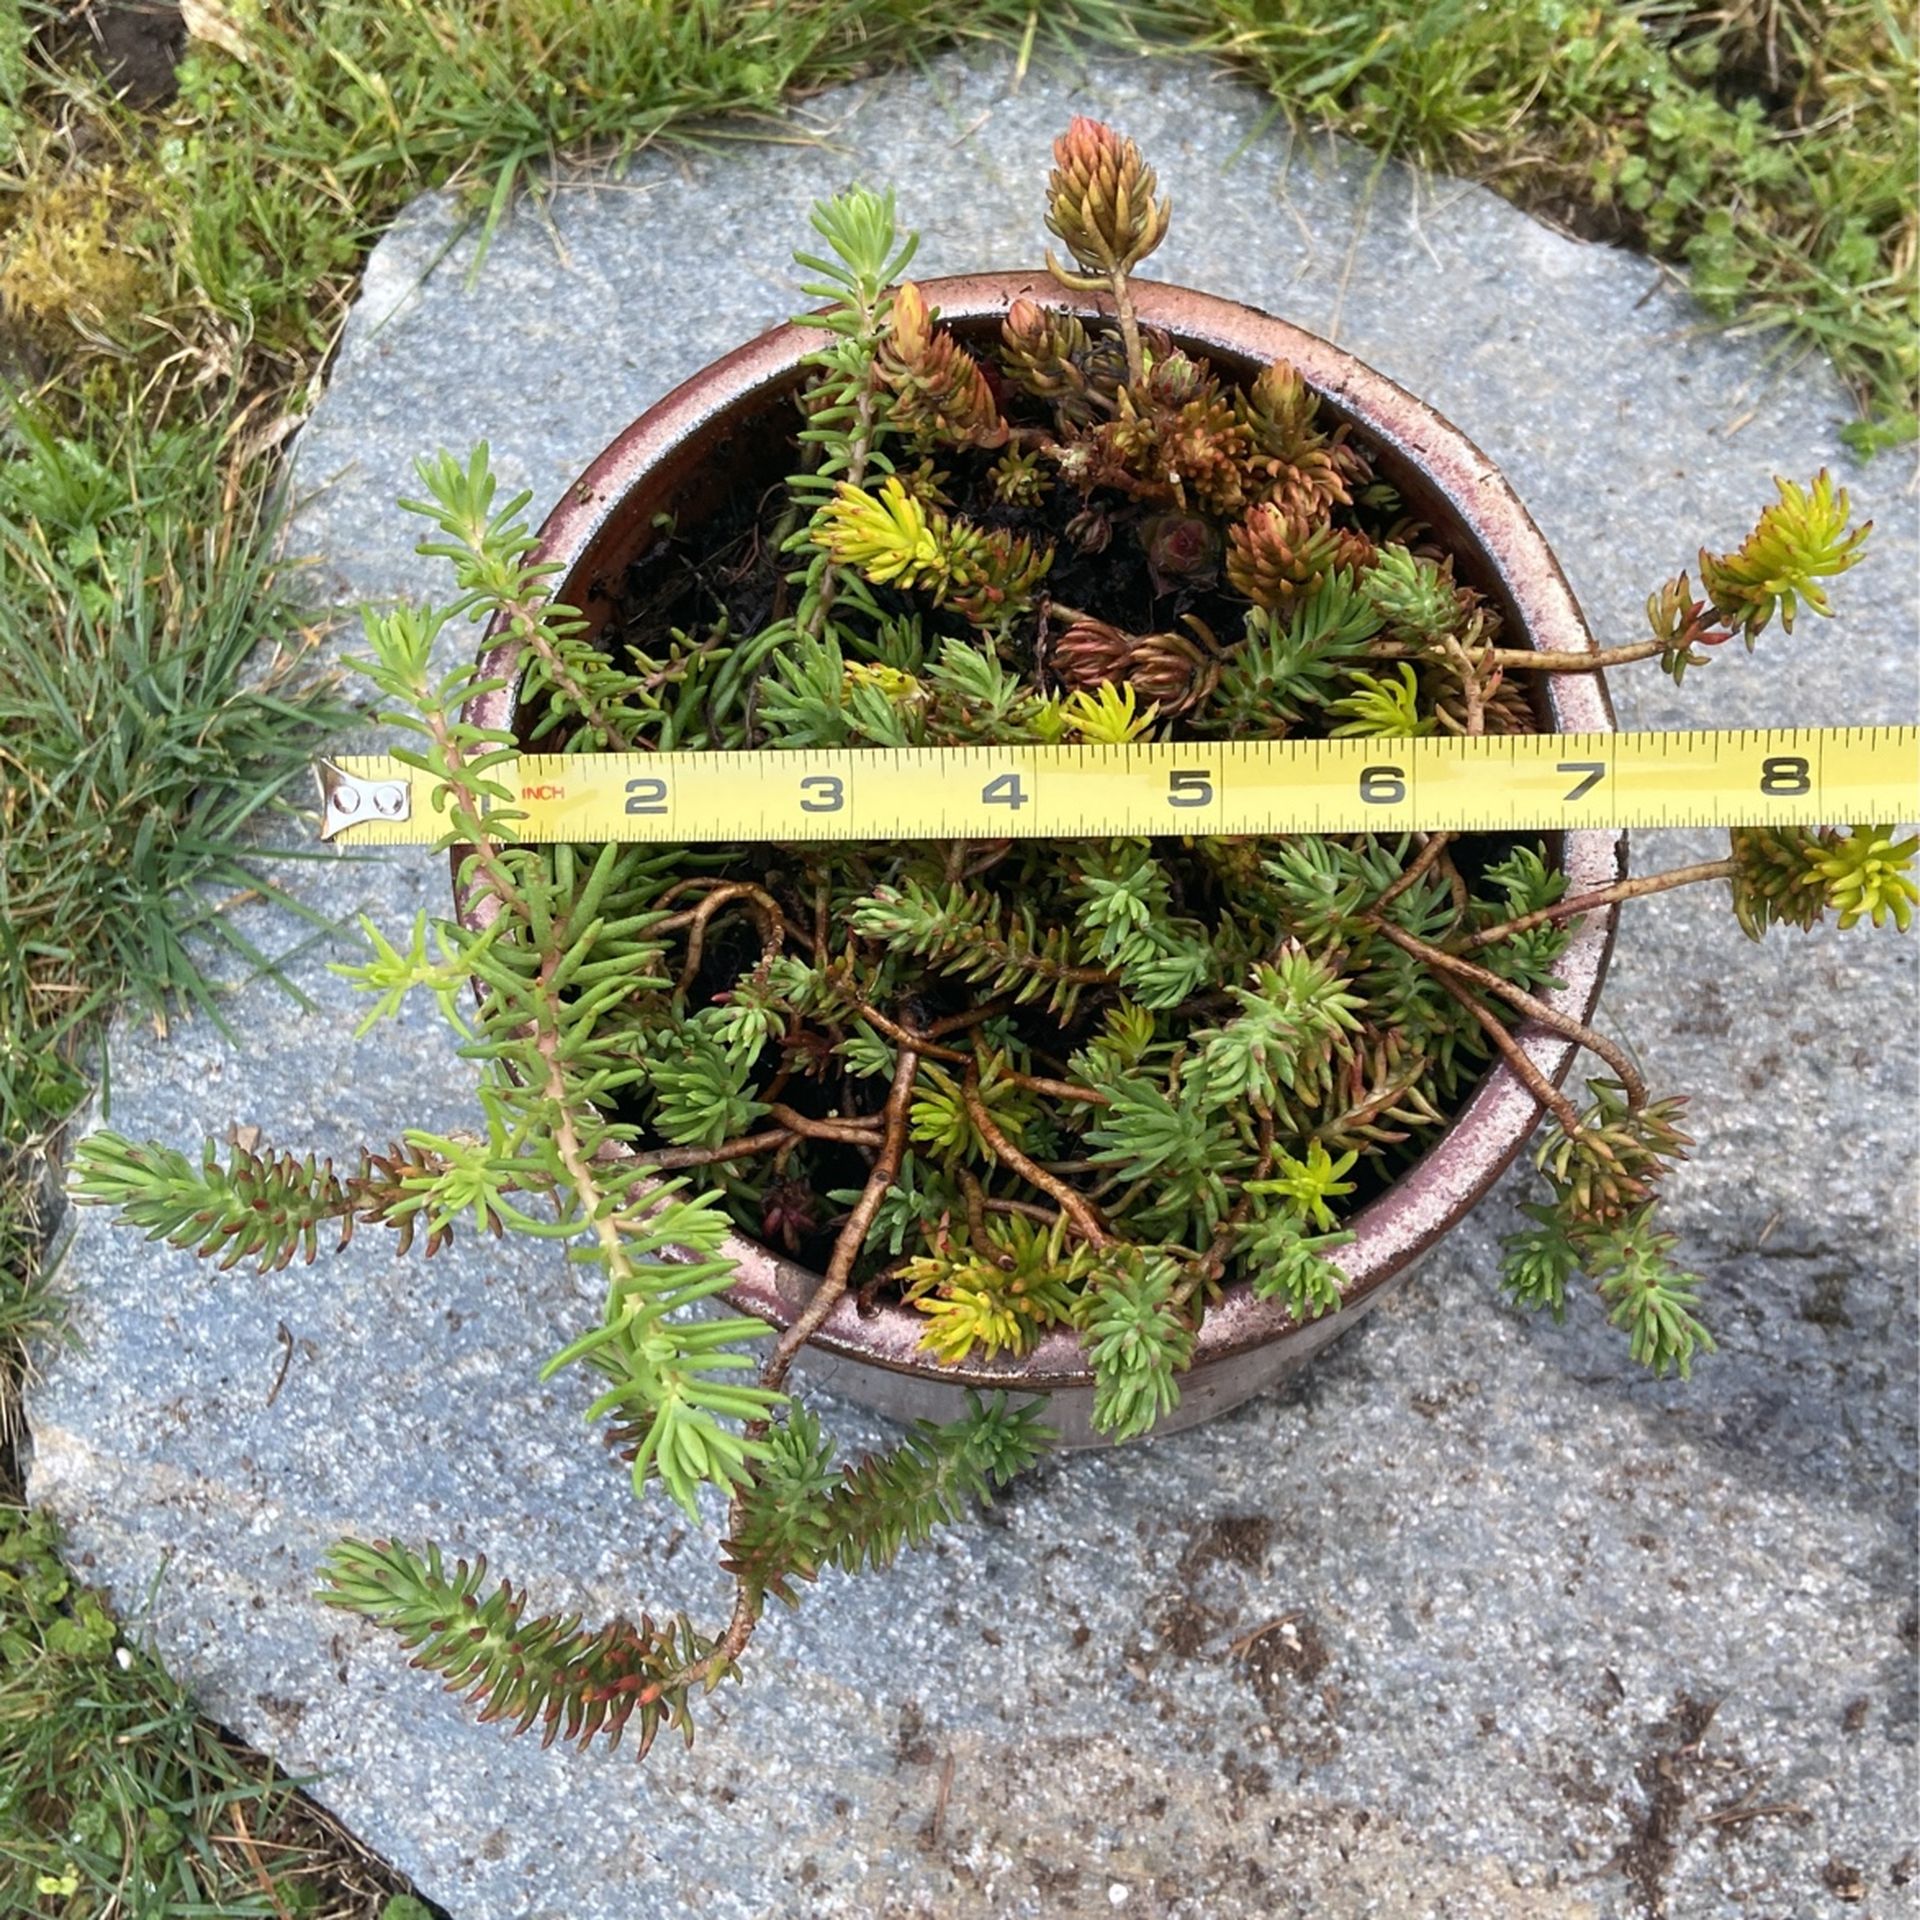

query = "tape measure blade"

[
  {"left": 310, "top": 727, "right": 1920, "bottom": 845},
  {"left": 1814, "top": 723, "right": 1920, "bottom": 824}
]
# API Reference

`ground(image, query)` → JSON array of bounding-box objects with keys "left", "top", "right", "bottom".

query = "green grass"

[
  {"left": 0, "top": 1159, "right": 60, "bottom": 1477},
  {"left": 0, "top": 1498, "right": 425, "bottom": 1919},
  {"left": 1179, "top": 0, "right": 1917, "bottom": 451},
  {"left": 0, "top": 0, "right": 1911, "bottom": 1912},
  {"left": 5, "top": 2, "right": 1912, "bottom": 453},
  {"left": 0, "top": 407, "right": 355, "bottom": 1144}
]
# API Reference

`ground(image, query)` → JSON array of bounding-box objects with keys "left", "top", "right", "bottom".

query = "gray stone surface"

[{"left": 27, "top": 47, "right": 1918, "bottom": 1920}]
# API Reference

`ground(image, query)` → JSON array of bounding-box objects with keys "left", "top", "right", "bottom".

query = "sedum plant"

[{"left": 73, "top": 121, "right": 1913, "bottom": 1757}]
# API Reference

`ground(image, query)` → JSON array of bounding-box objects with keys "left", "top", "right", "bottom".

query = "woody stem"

[
  {"left": 1489, "top": 639, "right": 1667, "bottom": 672},
  {"left": 1463, "top": 860, "right": 1740, "bottom": 952},
  {"left": 1368, "top": 918, "right": 1647, "bottom": 1111},
  {"left": 1108, "top": 268, "right": 1145, "bottom": 385}
]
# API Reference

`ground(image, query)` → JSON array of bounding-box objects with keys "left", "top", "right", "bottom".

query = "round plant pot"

[{"left": 465, "top": 273, "right": 1624, "bottom": 1446}]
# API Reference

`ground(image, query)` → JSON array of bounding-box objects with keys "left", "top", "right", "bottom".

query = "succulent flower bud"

[
  {"left": 1239, "top": 358, "right": 1367, "bottom": 517},
  {"left": 1001, "top": 297, "right": 1104, "bottom": 427},
  {"left": 1051, "top": 616, "right": 1217, "bottom": 716},
  {"left": 1145, "top": 348, "right": 1205, "bottom": 407},
  {"left": 1064, "top": 505, "right": 1113, "bottom": 554},
  {"left": 1045, "top": 117, "right": 1172, "bottom": 281},
  {"left": 1053, "top": 616, "right": 1133, "bottom": 691},
  {"left": 989, "top": 446, "right": 1050, "bottom": 506},
  {"left": 881, "top": 280, "right": 1007, "bottom": 450},
  {"left": 1127, "top": 628, "right": 1218, "bottom": 716},
  {"left": 1244, "top": 360, "right": 1319, "bottom": 447},
  {"left": 890, "top": 276, "right": 933, "bottom": 361},
  {"left": 1002, "top": 295, "right": 1082, "bottom": 373},
  {"left": 1226, "top": 500, "right": 1343, "bottom": 611},
  {"left": 1328, "top": 527, "right": 1379, "bottom": 575},
  {"left": 1645, "top": 571, "right": 1734, "bottom": 682}
]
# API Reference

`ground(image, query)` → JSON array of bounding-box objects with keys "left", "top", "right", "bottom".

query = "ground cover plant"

[
  {"left": 70, "top": 120, "right": 1915, "bottom": 1762},
  {"left": 2, "top": 0, "right": 1914, "bottom": 1895}
]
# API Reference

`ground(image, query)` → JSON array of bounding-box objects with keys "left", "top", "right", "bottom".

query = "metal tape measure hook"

[{"left": 316, "top": 760, "right": 411, "bottom": 841}]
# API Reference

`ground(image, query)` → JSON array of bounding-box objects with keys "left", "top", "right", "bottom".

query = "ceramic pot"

[{"left": 464, "top": 274, "right": 1623, "bottom": 1445}]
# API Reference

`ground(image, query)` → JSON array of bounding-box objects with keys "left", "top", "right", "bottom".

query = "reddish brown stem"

[
  {"left": 839, "top": 991, "right": 1014, "bottom": 1066},
  {"left": 645, "top": 1129, "right": 796, "bottom": 1172},
  {"left": 1490, "top": 638, "right": 1667, "bottom": 673},
  {"left": 1436, "top": 628, "right": 1492, "bottom": 739},
  {"left": 765, "top": 1047, "right": 921, "bottom": 1388},
  {"left": 1428, "top": 968, "right": 1582, "bottom": 1136},
  {"left": 1180, "top": 1115, "right": 1276, "bottom": 1302},
  {"left": 925, "top": 998, "right": 1016, "bottom": 1038},
  {"left": 679, "top": 1051, "right": 925, "bottom": 1694},
  {"left": 851, "top": 998, "right": 971, "bottom": 1066},
  {"left": 764, "top": 1103, "right": 883, "bottom": 1145},
  {"left": 983, "top": 1198, "right": 1067, "bottom": 1227},
  {"left": 964, "top": 1061, "right": 1108, "bottom": 1247},
  {"left": 1004, "top": 1071, "right": 1111, "bottom": 1106},
  {"left": 1372, "top": 832, "right": 1455, "bottom": 912},
  {"left": 1369, "top": 918, "right": 1647, "bottom": 1110},
  {"left": 1462, "top": 859, "right": 1739, "bottom": 953},
  {"left": 672, "top": 883, "right": 789, "bottom": 995},
  {"left": 1438, "top": 847, "right": 1471, "bottom": 929}
]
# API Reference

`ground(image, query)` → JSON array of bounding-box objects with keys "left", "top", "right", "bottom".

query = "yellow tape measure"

[{"left": 317, "top": 726, "right": 1920, "bottom": 845}]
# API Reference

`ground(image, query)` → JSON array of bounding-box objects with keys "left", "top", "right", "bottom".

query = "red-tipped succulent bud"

[
  {"left": 1001, "top": 296, "right": 1107, "bottom": 428},
  {"left": 760, "top": 1177, "right": 819, "bottom": 1256},
  {"left": 1226, "top": 500, "right": 1344, "bottom": 611},
  {"left": 881, "top": 280, "right": 1007, "bottom": 450},
  {"left": 1645, "top": 571, "right": 1734, "bottom": 683},
  {"left": 1239, "top": 358, "right": 1367, "bottom": 517},
  {"left": 1053, "top": 616, "right": 1134, "bottom": 691},
  {"left": 1045, "top": 117, "right": 1172, "bottom": 282},
  {"left": 1127, "top": 626, "right": 1218, "bottom": 716},
  {"left": 1064, "top": 505, "right": 1114, "bottom": 554},
  {"left": 1002, "top": 296, "right": 1083, "bottom": 380},
  {"left": 1144, "top": 347, "right": 1206, "bottom": 407},
  {"left": 1051, "top": 615, "right": 1217, "bottom": 716}
]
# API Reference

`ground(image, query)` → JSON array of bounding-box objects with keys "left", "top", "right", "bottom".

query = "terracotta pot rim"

[{"left": 465, "top": 271, "right": 1623, "bottom": 1393}]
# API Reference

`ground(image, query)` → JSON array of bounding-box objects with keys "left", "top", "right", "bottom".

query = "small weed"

[
  {"left": 0, "top": 1499, "right": 425, "bottom": 1917},
  {"left": 0, "top": 1165, "right": 427, "bottom": 1917}
]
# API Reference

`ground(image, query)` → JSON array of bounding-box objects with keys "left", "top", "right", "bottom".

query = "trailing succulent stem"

[{"left": 71, "top": 121, "right": 1913, "bottom": 1762}]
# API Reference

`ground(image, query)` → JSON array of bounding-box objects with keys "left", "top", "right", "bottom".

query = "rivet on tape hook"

[{"left": 316, "top": 761, "right": 412, "bottom": 841}]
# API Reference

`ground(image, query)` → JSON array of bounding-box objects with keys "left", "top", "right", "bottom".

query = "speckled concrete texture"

[{"left": 28, "top": 47, "right": 1918, "bottom": 1920}]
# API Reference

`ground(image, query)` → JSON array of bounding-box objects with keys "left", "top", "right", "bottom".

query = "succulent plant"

[{"left": 72, "top": 121, "right": 1910, "bottom": 1760}]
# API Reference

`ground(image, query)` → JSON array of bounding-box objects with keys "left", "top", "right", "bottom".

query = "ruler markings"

[{"left": 316, "top": 727, "right": 1920, "bottom": 846}]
